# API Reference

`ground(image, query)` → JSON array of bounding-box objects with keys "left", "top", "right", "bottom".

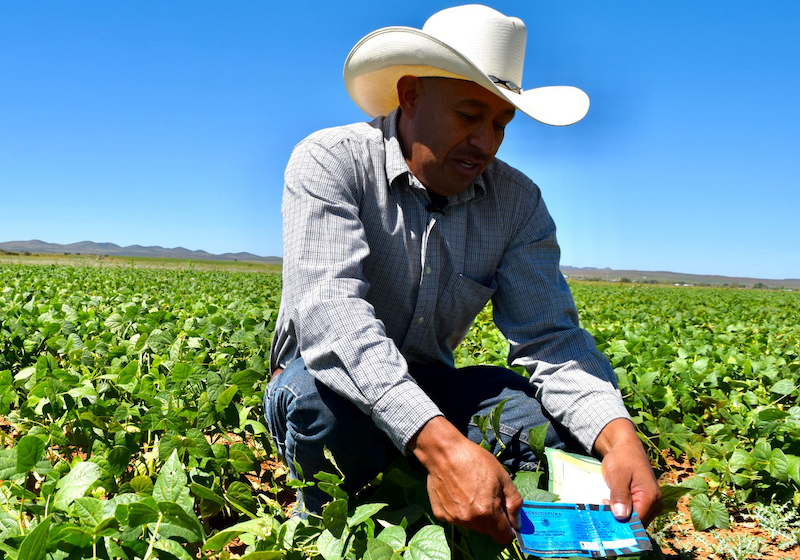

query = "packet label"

[{"left": 515, "top": 502, "right": 652, "bottom": 558}]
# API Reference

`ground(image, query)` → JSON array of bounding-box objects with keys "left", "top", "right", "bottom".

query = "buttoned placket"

[{"left": 401, "top": 204, "right": 442, "bottom": 354}]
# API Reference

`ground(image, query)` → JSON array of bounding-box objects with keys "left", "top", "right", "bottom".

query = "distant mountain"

[
  {"left": 0, "top": 239, "right": 282, "bottom": 264},
  {"left": 561, "top": 266, "right": 800, "bottom": 290},
  {"left": 2, "top": 240, "right": 796, "bottom": 288}
]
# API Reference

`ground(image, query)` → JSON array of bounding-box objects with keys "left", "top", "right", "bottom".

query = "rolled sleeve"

[
  {"left": 492, "top": 179, "right": 631, "bottom": 452},
  {"left": 278, "top": 136, "right": 441, "bottom": 451}
]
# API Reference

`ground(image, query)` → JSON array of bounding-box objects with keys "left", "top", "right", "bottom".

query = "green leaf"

[
  {"left": 125, "top": 502, "right": 160, "bottom": 527},
  {"left": 769, "top": 379, "right": 796, "bottom": 396},
  {"left": 0, "top": 512, "right": 21, "bottom": 541},
  {"left": 0, "top": 370, "right": 14, "bottom": 415},
  {"left": 657, "top": 417, "right": 692, "bottom": 452},
  {"left": 92, "top": 516, "right": 121, "bottom": 538},
  {"left": 153, "top": 538, "right": 195, "bottom": 560},
  {"left": 323, "top": 498, "right": 349, "bottom": 537},
  {"left": 16, "top": 435, "right": 46, "bottom": 473},
  {"left": 513, "top": 470, "right": 544, "bottom": 501},
  {"left": 54, "top": 461, "right": 103, "bottom": 511},
  {"left": 158, "top": 501, "right": 205, "bottom": 542},
  {"left": 172, "top": 362, "right": 193, "bottom": 382},
  {"left": 692, "top": 358, "right": 709, "bottom": 374},
  {"left": 659, "top": 484, "right": 692, "bottom": 514},
  {"left": 488, "top": 398, "right": 508, "bottom": 450},
  {"left": 769, "top": 448, "right": 789, "bottom": 482},
  {"left": 323, "top": 446, "right": 346, "bottom": 478},
  {"left": 689, "top": 494, "right": 729, "bottom": 531},
  {"left": 190, "top": 482, "right": 225, "bottom": 506},
  {"left": 349, "top": 503, "right": 387, "bottom": 527},
  {"left": 787, "top": 454, "right": 800, "bottom": 485},
  {"left": 48, "top": 523, "right": 93, "bottom": 548},
  {"left": 376, "top": 525, "right": 406, "bottom": 550},
  {"left": 317, "top": 528, "right": 350, "bottom": 560},
  {"left": 239, "top": 553, "right": 285, "bottom": 560},
  {"left": 404, "top": 524, "right": 450, "bottom": 560},
  {"left": 203, "top": 528, "right": 246, "bottom": 552},
  {"left": 72, "top": 497, "right": 104, "bottom": 527},
  {"left": 130, "top": 475, "right": 154, "bottom": 495},
  {"left": 365, "top": 539, "right": 399, "bottom": 560},
  {"left": 680, "top": 476, "right": 708, "bottom": 496},
  {"left": 0, "top": 449, "right": 18, "bottom": 479},
  {"left": 19, "top": 514, "right": 52, "bottom": 560},
  {"left": 226, "top": 481, "right": 256, "bottom": 514},
  {"left": 215, "top": 384, "right": 239, "bottom": 412},
  {"left": 523, "top": 488, "right": 559, "bottom": 502},
  {"left": 728, "top": 449, "right": 752, "bottom": 472},
  {"left": 527, "top": 423, "right": 549, "bottom": 458},
  {"left": 228, "top": 444, "right": 256, "bottom": 473},
  {"left": 107, "top": 446, "right": 133, "bottom": 477},
  {"left": 104, "top": 313, "right": 124, "bottom": 333},
  {"left": 153, "top": 450, "right": 186, "bottom": 503},
  {"left": 757, "top": 406, "right": 788, "bottom": 422},
  {"left": 753, "top": 440, "right": 772, "bottom": 466},
  {"left": 279, "top": 517, "right": 302, "bottom": 548}
]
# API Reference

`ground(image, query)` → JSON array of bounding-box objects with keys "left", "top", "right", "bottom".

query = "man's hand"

[
  {"left": 594, "top": 418, "right": 662, "bottom": 526},
  {"left": 408, "top": 416, "right": 523, "bottom": 543}
]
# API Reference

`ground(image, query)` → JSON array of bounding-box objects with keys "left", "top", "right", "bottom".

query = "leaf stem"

[{"left": 143, "top": 511, "right": 164, "bottom": 560}]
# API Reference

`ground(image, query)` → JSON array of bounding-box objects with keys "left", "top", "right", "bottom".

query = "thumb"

[
  {"left": 502, "top": 477, "right": 523, "bottom": 530},
  {"left": 608, "top": 483, "right": 632, "bottom": 520}
]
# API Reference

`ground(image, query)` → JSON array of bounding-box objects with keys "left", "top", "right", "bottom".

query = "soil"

[{"left": 655, "top": 456, "right": 799, "bottom": 560}]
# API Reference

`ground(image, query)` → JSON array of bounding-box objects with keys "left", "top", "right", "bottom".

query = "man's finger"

[
  {"left": 503, "top": 479, "right": 523, "bottom": 530},
  {"left": 486, "top": 497, "right": 516, "bottom": 543},
  {"left": 611, "top": 500, "right": 631, "bottom": 520},
  {"left": 605, "top": 468, "right": 633, "bottom": 520}
]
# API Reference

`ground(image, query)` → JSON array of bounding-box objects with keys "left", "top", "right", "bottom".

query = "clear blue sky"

[{"left": 2, "top": 1, "right": 798, "bottom": 279}]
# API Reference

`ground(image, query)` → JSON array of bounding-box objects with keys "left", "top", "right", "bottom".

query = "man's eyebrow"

[{"left": 458, "top": 98, "right": 516, "bottom": 120}]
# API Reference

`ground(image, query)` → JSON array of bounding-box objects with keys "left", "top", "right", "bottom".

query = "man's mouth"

[{"left": 454, "top": 153, "right": 487, "bottom": 172}]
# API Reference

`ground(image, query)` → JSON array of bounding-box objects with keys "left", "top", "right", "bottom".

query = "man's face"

[{"left": 397, "top": 77, "right": 516, "bottom": 198}]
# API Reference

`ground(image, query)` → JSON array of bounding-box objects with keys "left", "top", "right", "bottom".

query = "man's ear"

[{"left": 396, "top": 75, "right": 423, "bottom": 118}]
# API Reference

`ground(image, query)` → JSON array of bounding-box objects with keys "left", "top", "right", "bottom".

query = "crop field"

[{"left": 0, "top": 262, "right": 798, "bottom": 559}]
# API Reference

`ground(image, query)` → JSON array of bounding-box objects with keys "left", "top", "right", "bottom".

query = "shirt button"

[
  {"left": 425, "top": 265, "right": 432, "bottom": 274},
  {"left": 417, "top": 316, "right": 425, "bottom": 324}
]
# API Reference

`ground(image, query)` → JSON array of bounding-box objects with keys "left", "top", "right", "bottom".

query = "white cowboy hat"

[{"left": 343, "top": 4, "right": 589, "bottom": 126}]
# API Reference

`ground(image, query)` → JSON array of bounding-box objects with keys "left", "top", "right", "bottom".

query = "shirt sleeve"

[
  {"left": 279, "top": 137, "right": 442, "bottom": 452},
  {"left": 491, "top": 181, "right": 631, "bottom": 453}
]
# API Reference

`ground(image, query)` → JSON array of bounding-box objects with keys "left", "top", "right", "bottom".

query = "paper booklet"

[{"left": 514, "top": 448, "right": 653, "bottom": 558}]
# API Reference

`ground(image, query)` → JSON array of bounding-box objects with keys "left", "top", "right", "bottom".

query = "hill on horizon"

[
  {"left": 560, "top": 266, "right": 800, "bottom": 290},
  {"left": 0, "top": 239, "right": 281, "bottom": 264},
  {"left": 1, "top": 239, "right": 797, "bottom": 289}
]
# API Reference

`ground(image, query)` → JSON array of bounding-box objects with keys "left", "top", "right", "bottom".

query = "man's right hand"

[{"left": 408, "top": 416, "right": 523, "bottom": 543}]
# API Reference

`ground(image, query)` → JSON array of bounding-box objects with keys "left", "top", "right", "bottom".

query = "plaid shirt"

[{"left": 271, "top": 109, "right": 630, "bottom": 453}]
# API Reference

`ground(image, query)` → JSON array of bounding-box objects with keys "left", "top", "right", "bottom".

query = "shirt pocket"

[{"left": 436, "top": 270, "right": 497, "bottom": 349}]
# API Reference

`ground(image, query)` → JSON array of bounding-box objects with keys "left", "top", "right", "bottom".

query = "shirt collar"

[{"left": 381, "top": 107, "right": 486, "bottom": 203}]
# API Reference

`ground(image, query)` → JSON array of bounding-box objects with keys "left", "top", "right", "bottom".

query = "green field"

[
  {"left": 0, "top": 252, "right": 283, "bottom": 274},
  {"left": 0, "top": 263, "right": 798, "bottom": 559}
]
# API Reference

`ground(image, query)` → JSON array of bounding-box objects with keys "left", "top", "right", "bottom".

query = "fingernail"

[{"left": 612, "top": 503, "right": 630, "bottom": 519}]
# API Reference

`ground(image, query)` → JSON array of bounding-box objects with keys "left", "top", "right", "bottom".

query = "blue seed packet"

[{"left": 515, "top": 502, "right": 652, "bottom": 558}]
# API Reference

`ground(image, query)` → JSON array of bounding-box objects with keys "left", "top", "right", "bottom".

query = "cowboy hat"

[{"left": 343, "top": 4, "right": 589, "bottom": 126}]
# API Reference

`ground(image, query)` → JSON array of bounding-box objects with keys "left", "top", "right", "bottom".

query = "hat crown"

[{"left": 422, "top": 5, "right": 526, "bottom": 88}]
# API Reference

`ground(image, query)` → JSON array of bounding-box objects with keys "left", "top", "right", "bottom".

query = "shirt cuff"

[
  {"left": 572, "top": 392, "right": 633, "bottom": 453},
  {"left": 370, "top": 378, "right": 443, "bottom": 452}
]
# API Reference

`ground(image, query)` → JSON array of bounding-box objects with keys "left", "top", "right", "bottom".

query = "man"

[{"left": 266, "top": 5, "right": 662, "bottom": 544}]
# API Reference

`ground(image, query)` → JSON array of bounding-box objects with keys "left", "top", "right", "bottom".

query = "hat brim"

[{"left": 344, "top": 26, "right": 589, "bottom": 126}]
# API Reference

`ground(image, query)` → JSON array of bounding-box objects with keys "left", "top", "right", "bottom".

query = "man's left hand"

[{"left": 593, "top": 418, "right": 662, "bottom": 526}]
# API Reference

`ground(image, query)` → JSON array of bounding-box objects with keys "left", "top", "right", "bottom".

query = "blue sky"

[{"left": 1, "top": 1, "right": 798, "bottom": 279}]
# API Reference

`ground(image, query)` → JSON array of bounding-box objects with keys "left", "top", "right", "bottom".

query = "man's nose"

[{"left": 469, "top": 121, "right": 497, "bottom": 154}]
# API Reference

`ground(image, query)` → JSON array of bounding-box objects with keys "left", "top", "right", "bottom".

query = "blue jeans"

[{"left": 263, "top": 358, "right": 578, "bottom": 514}]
